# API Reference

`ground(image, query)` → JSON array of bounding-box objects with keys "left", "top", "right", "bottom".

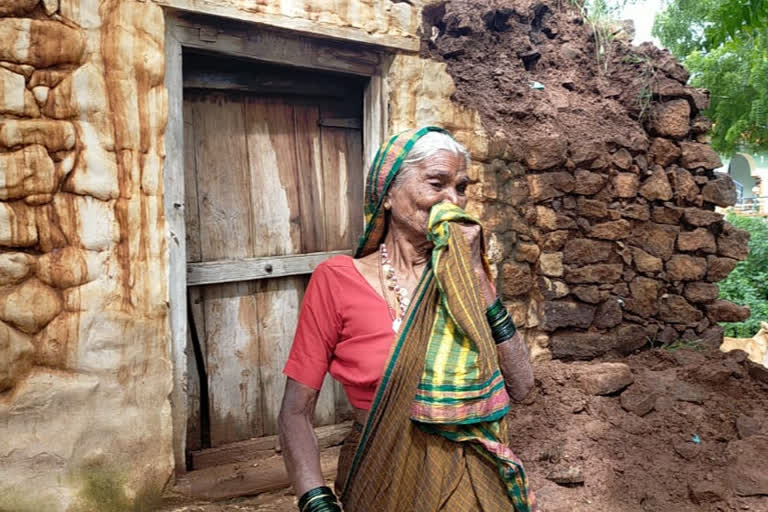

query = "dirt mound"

[{"left": 506, "top": 349, "right": 768, "bottom": 511}]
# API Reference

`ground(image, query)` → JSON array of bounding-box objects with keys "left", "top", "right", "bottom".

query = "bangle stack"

[
  {"left": 486, "top": 298, "right": 517, "bottom": 344},
  {"left": 298, "top": 486, "right": 341, "bottom": 512}
]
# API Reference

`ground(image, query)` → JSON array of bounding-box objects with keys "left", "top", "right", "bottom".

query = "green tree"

[
  {"left": 653, "top": 0, "right": 768, "bottom": 155},
  {"left": 718, "top": 214, "right": 768, "bottom": 337}
]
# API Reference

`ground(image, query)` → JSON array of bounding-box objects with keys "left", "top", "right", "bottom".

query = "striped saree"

[{"left": 340, "top": 202, "right": 536, "bottom": 512}]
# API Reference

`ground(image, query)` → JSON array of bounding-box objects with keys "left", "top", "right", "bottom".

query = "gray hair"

[{"left": 391, "top": 132, "right": 471, "bottom": 190}]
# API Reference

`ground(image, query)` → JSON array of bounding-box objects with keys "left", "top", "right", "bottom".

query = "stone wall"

[{"left": 0, "top": 0, "right": 172, "bottom": 510}]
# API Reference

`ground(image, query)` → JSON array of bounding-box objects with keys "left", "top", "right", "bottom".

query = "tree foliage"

[
  {"left": 653, "top": 0, "right": 768, "bottom": 155},
  {"left": 718, "top": 214, "right": 768, "bottom": 337}
]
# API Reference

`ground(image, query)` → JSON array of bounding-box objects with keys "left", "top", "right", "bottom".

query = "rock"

[
  {"left": 680, "top": 142, "right": 722, "bottom": 170},
  {"left": 541, "top": 230, "right": 570, "bottom": 251},
  {"left": 688, "top": 481, "right": 725, "bottom": 505},
  {"left": 620, "top": 204, "right": 649, "bottom": 221},
  {"left": 630, "top": 222, "right": 679, "bottom": 260},
  {"left": 0, "top": 120, "right": 76, "bottom": 152},
  {"left": 563, "top": 238, "right": 613, "bottom": 265},
  {"left": 717, "top": 223, "right": 750, "bottom": 260},
  {"left": 593, "top": 298, "right": 622, "bottom": 329},
  {"left": 0, "top": 0, "right": 39, "bottom": 16},
  {"left": 620, "top": 384, "right": 657, "bottom": 416},
  {"left": 516, "top": 241, "right": 540, "bottom": 263},
  {"left": 0, "top": 145, "right": 58, "bottom": 201},
  {"left": 32, "top": 85, "right": 49, "bottom": 106},
  {"left": 614, "top": 173, "right": 638, "bottom": 198},
  {"left": 673, "top": 439, "right": 701, "bottom": 460},
  {"left": 538, "top": 301, "right": 596, "bottom": 331},
  {"left": 43, "top": 63, "right": 109, "bottom": 119},
  {"left": 683, "top": 208, "right": 722, "bottom": 227},
  {"left": 0, "top": 252, "right": 36, "bottom": 286},
  {"left": 566, "top": 263, "right": 623, "bottom": 284},
  {"left": 578, "top": 362, "right": 633, "bottom": 395},
  {"left": 669, "top": 167, "right": 699, "bottom": 203},
  {"left": 648, "top": 138, "right": 681, "bottom": 166},
  {"left": 691, "top": 116, "right": 712, "bottom": 134},
  {"left": 502, "top": 261, "right": 533, "bottom": 297},
  {"left": 706, "top": 300, "right": 750, "bottom": 322},
  {"left": 536, "top": 276, "right": 569, "bottom": 300},
  {"left": 0, "top": 67, "right": 39, "bottom": 117},
  {"left": 570, "top": 141, "right": 606, "bottom": 166},
  {"left": 572, "top": 170, "right": 605, "bottom": 195},
  {"left": 546, "top": 465, "right": 585, "bottom": 486},
  {"left": 700, "top": 325, "right": 725, "bottom": 348},
  {"left": 631, "top": 247, "right": 663, "bottom": 273},
  {"left": 706, "top": 255, "right": 739, "bottom": 282},
  {"left": 0, "top": 278, "right": 62, "bottom": 334},
  {"left": 589, "top": 219, "right": 631, "bottom": 240},
  {"left": 550, "top": 331, "right": 616, "bottom": 360},
  {"left": 571, "top": 285, "right": 608, "bottom": 304},
  {"left": 0, "top": 202, "right": 38, "bottom": 247},
  {"left": 701, "top": 176, "right": 737, "bottom": 207},
  {"left": 677, "top": 228, "right": 716, "bottom": 253},
  {"left": 726, "top": 436, "right": 768, "bottom": 496},
  {"left": 683, "top": 282, "right": 718, "bottom": 303},
  {"left": 612, "top": 149, "right": 633, "bottom": 170},
  {"left": 736, "top": 415, "right": 761, "bottom": 439},
  {"left": 576, "top": 197, "right": 608, "bottom": 218},
  {"left": 36, "top": 247, "right": 105, "bottom": 289},
  {"left": 539, "top": 252, "right": 564, "bottom": 277},
  {"left": 639, "top": 166, "right": 673, "bottom": 201},
  {"left": 624, "top": 277, "right": 660, "bottom": 317},
  {"left": 650, "top": 99, "right": 690, "bottom": 138},
  {"left": 0, "top": 321, "right": 34, "bottom": 392},
  {"left": 0, "top": 19, "right": 86, "bottom": 67},
  {"left": 41, "top": 0, "right": 58, "bottom": 15},
  {"left": 536, "top": 206, "right": 577, "bottom": 231},
  {"left": 651, "top": 204, "right": 683, "bottom": 224},
  {"left": 674, "top": 382, "right": 707, "bottom": 404},
  {"left": 526, "top": 172, "right": 574, "bottom": 201},
  {"left": 666, "top": 254, "right": 707, "bottom": 281},
  {"left": 525, "top": 136, "right": 567, "bottom": 170},
  {"left": 659, "top": 295, "right": 703, "bottom": 324}
]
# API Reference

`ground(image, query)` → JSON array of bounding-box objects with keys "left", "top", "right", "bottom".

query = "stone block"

[
  {"left": 650, "top": 99, "right": 690, "bottom": 138},
  {"left": 0, "top": 19, "right": 86, "bottom": 67},
  {"left": 680, "top": 142, "right": 722, "bottom": 170},
  {"left": 572, "top": 170, "right": 605, "bottom": 195},
  {"left": 706, "top": 300, "right": 750, "bottom": 323},
  {"left": 571, "top": 285, "right": 609, "bottom": 304},
  {"left": 648, "top": 138, "right": 680, "bottom": 166},
  {"left": 566, "top": 264, "right": 623, "bottom": 284},
  {"left": 539, "top": 252, "right": 564, "bottom": 277},
  {"left": 670, "top": 167, "right": 699, "bottom": 203},
  {"left": 0, "top": 252, "right": 36, "bottom": 286},
  {"left": 677, "top": 228, "right": 716, "bottom": 253},
  {"left": 666, "top": 254, "right": 707, "bottom": 281},
  {"left": 515, "top": 241, "right": 540, "bottom": 263},
  {"left": 43, "top": 63, "right": 109, "bottom": 119},
  {"left": 0, "top": 67, "right": 39, "bottom": 117},
  {"left": 576, "top": 197, "right": 607, "bottom": 218},
  {"left": 701, "top": 176, "right": 737, "bottom": 207},
  {"left": 536, "top": 276, "right": 569, "bottom": 300},
  {"left": 0, "top": 0, "right": 39, "bottom": 16},
  {"left": 631, "top": 247, "right": 662, "bottom": 273},
  {"left": 683, "top": 282, "right": 718, "bottom": 303},
  {"left": 0, "top": 145, "right": 57, "bottom": 201},
  {"left": 538, "top": 300, "right": 596, "bottom": 331},
  {"left": 624, "top": 277, "right": 660, "bottom": 317},
  {"left": 0, "top": 120, "right": 76, "bottom": 152},
  {"left": 620, "top": 204, "right": 649, "bottom": 221},
  {"left": 502, "top": 261, "right": 533, "bottom": 297},
  {"left": 706, "top": 255, "right": 739, "bottom": 282},
  {"left": 630, "top": 222, "right": 679, "bottom": 260},
  {"left": 540, "top": 230, "right": 570, "bottom": 251},
  {"left": 526, "top": 172, "right": 574, "bottom": 201},
  {"left": 612, "top": 149, "right": 633, "bottom": 170},
  {"left": 0, "top": 278, "right": 62, "bottom": 334},
  {"left": 639, "top": 166, "right": 673, "bottom": 201},
  {"left": 62, "top": 124, "right": 119, "bottom": 201},
  {"left": 578, "top": 362, "right": 634, "bottom": 395},
  {"left": 659, "top": 295, "right": 703, "bottom": 324},
  {"left": 0, "top": 320, "right": 34, "bottom": 392},
  {"left": 0, "top": 202, "right": 38, "bottom": 247},
  {"left": 614, "top": 173, "right": 638, "bottom": 198},
  {"left": 683, "top": 208, "right": 722, "bottom": 227},
  {"left": 550, "top": 331, "right": 616, "bottom": 360},
  {"left": 717, "top": 223, "right": 750, "bottom": 261},
  {"left": 593, "top": 298, "right": 622, "bottom": 329},
  {"left": 563, "top": 238, "right": 613, "bottom": 265},
  {"left": 620, "top": 383, "right": 657, "bottom": 416},
  {"left": 536, "top": 206, "right": 577, "bottom": 231},
  {"left": 589, "top": 219, "right": 631, "bottom": 240},
  {"left": 525, "top": 136, "right": 567, "bottom": 170},
  {"left": 36, "top": 247, "right": 105, "bottom": 289}
]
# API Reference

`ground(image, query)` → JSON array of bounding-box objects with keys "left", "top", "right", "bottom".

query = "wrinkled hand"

[{"left": 455, "top": 222, "right": 495, "bottom": 305}]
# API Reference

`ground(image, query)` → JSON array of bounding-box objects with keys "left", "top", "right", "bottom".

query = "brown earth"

[{"left": 160, "top": 348, "right": 768, "bottom": 511}]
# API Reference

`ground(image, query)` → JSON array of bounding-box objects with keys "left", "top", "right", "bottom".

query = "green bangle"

[{"left": 298, "top": 487, "right": 339, "bottom": 512}]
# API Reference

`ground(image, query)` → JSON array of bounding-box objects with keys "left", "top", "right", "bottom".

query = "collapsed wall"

[{"left": 421, "top": 0, "right": 751, "bottom": 358}]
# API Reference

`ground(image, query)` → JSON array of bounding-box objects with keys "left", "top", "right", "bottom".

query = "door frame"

[{"left": 163, "top": 9, "right": 390, "bottom": 473}]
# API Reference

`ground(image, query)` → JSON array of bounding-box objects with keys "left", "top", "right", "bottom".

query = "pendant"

[{"left": 392, "top": 317, "right": 402, "bottom": 333}]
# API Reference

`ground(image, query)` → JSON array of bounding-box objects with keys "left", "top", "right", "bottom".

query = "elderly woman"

[{"left": 279, "top": 127, "right": 536, "bottom": 512}]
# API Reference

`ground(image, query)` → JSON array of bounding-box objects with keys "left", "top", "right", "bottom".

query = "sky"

[{"left": 619, "top": 0, "right": 665, "bottom": 46}]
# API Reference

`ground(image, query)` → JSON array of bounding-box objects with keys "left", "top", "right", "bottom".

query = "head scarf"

[{"left": 354, "top": 126, "right": 453, "bottom": 258}]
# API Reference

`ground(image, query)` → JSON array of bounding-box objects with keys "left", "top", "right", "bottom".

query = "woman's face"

[{"left": 384, "top": 150, "right": 469, "bottom": 238}]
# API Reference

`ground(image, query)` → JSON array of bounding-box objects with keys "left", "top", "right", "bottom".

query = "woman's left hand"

[{"left": 454, "top": 222, "right": 496, "bottom": 305}]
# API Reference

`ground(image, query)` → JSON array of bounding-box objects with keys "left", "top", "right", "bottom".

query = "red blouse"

[{"left": 283, "top": 255, "right": 395, "bottom": 410}]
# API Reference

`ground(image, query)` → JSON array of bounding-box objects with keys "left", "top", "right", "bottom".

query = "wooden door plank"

[
  {"left": 293, "top": 104, "right": 326, "bottom": 254},
  {"left": 192, "top": 93, "right": 263, "bottom": 445}
]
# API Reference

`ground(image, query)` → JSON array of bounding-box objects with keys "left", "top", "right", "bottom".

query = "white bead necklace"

[{"left": 379, "top": 243, "right": 410, "bottom": 332}]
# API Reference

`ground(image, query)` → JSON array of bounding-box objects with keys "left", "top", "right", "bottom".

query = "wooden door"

[{"left": 184, "top": 89, "right": 363, "bottom": 448}]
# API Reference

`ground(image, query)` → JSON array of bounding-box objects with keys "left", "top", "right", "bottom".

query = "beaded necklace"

[{"left": 378, "top": 243, "right": 410, "bottom": 332}]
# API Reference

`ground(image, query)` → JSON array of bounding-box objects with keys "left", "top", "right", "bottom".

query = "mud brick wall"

[{"left": 422, "top": 0, "right": 751, "bottom": 360}]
